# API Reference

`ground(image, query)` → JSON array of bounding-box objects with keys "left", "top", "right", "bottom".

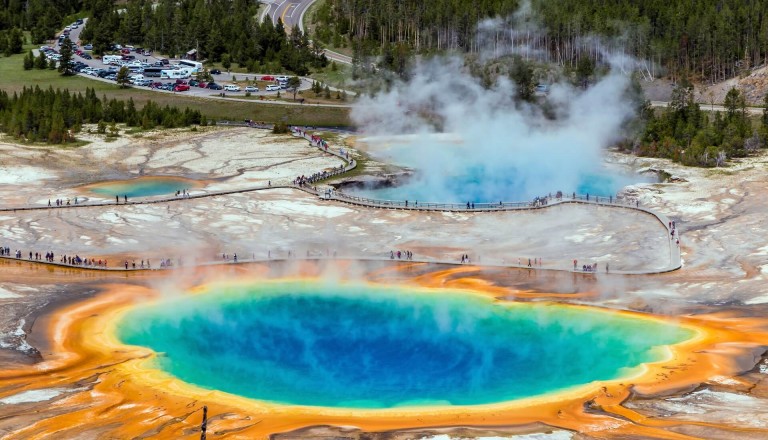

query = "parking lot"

[{"left": 45, "top": 19, "right": 313, "bottom": 100}]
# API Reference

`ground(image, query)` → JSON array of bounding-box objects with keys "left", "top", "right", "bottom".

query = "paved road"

[
  {"left": 261, "top": 0, "right": 353, "bottom": 65},
  {"left": 263, "top": 0, "right": 313, "bottom": 30},
  {"left": 650, "top": 101, "right": 765, "bottom": 115}
]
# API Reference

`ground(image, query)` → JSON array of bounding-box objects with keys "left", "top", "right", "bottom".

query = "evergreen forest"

[
  {"left": 0, "top": 87, "right": 204, "bottom": 143},
  {"left": 312, "top": 0, "right": 768, "bottom": 82}
]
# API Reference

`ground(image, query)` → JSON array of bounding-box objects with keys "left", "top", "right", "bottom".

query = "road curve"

[{"left": 261, "top": 0, "right": 353, "bottom": 65}]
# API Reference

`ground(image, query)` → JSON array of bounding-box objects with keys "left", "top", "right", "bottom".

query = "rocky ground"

[{"left": 0, "top": 127, "right": 767, "bottom": 439}]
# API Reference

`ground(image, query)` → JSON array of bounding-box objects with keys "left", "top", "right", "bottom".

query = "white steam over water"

[{"left": 351, "top": 54, "right": 642, "bottom": 203}]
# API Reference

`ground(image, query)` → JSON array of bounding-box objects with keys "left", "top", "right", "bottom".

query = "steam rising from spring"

[{"left": 352, "top": 19, "right": 641, "bottom": 202}]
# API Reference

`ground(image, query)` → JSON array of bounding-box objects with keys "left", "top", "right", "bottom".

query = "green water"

[
  {"left": 88, "top": 178, "right": 191, "bottom": 198},
  {"left": 117, "top": 281, "right": 693, "bottom": 408}
]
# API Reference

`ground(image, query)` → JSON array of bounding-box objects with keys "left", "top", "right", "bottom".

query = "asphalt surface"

[{"left": 261, "top": 0, "right": 353, "bottom": 65}]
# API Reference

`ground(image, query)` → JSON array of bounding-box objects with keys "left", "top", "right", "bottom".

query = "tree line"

[
  {"left": 80, "top": 0, "right": 327, "bottom": 75},
  {"left": 626, "top": 83, "right": 768, "bottom": 167},
  {"left": 311, "top": 0, "right": 768, "bottom": 82},
  {"left": 0, "top": 86, "right": 205, "bottom": 144},
  {"left": 0, "top": 0, "right": 84, "bottom": 43}
]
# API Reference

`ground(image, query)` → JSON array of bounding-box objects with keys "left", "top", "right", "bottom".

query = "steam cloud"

[{"left": 351, "top": 18, "right": 642, "bottom": 203}]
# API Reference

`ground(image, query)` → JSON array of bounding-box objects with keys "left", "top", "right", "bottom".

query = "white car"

[
  {"left": 265, "top": 84, "right": 281, "bottom": 91},
  {"left": 244, "top": 85, "right": 259, "bottom": 92},
  {"left": 224, "top": 85, "right": 241, "bottom": 92},
  {"left": 276, "top": 75, "right": 288, "bottom": 81}
]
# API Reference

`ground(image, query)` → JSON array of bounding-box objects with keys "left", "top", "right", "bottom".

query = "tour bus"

[
  {"left": 143, "top": 67, "right": 163, "bottom": 77},
  {"left": 102, "top": 55, "right": 122, "bottom": 65},
  {"left": 160, "top": 69, "right": 190, "bottom": 79},
  {"left": 177, "top": 59, "right": 203, "bottom": 73}
]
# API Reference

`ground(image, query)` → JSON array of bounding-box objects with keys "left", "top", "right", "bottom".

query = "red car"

[
  {"left": 261, "top": 75, "right": 274, "bottom": 81},
  {"left": 174, "top": 84, "right": 190, "bottom": 92},
  {"left": 197, "top": 82, "right": 207, "bottom": 88}
]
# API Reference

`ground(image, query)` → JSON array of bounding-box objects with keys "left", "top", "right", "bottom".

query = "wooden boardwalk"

[{"left": 0, "top": 128, "right": 681, "bottom": 275}]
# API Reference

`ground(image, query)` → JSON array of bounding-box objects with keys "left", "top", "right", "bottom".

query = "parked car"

[
  {"left": 162, "top": 83, "right": 175, "bottom": 91},
  {"left": 265, "top": 84, "right": 281, "bottom": 91},
  {"left": 151, "top": 82, "right": 163, "bottom": 88},
  {"left": 81, "top": 54, "right": 92, "bottom": 60},
  {"left": 207, "top": 83, "right": 222, "bottom": 90},
  {"left": 189, "top": 80, "right": 199, "bottom": 87},
  {"left": 244, "top": 85, "right": 259, "bottom": 92},
  {"left": 224, "top": 84, "right": 240, "bottom": 92},
  {"left": 276, "top": 75, "right": 289, "bottom": 81},
  {"left": 174, "top": 84, "right": 190, "bottom": 92},
  {"left": 197, "top": 82, "right": 207, "bottom": 88},
  {"left": 83, "top": 44, "right": 93, "bottom": 50},
  {"left": 261, "top": 75, "right": 274, "bottom": 81},
  {"left": 210, "top": 69, "right": 221, "bottom": 74}
]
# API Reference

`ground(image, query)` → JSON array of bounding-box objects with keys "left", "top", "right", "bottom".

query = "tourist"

[
  {"left": 124, "top": 195, "right": 128, "bottom": 203},
  {"left": 48, "top": 200, "right": 51, "bottom": 207},
  {"left": 124, "top": 261, "right": 128, "bottom": 269},
  {"left": 116, "top": 195, "right": 119, "bottom": 204},
  {"left": 573, "top": 259, "right": 577, "bottom": 270}
]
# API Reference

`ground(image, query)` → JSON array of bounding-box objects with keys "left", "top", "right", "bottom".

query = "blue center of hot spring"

[
  {"left": 89, "top": 178, "right": 191, "bottom": 198},
  {"left": 348, "top": 169, "right": 651, "bottom": 203},
  {"left": 117, "top": 282, "right": 692, "bottom": 408}
]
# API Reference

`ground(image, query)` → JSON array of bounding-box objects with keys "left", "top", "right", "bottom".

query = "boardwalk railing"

[{"left": 0, "top": 126, "right": 681, "bottom": 274}]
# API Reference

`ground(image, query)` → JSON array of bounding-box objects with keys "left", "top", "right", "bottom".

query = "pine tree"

[
  {"left": 35, "top": 51, "right": 47, "bottom": 69},
  {"left": 115, "top": 66, "right": 131, "bottom": 88},
  {"left": 58, "top": 37, "right": 74, "bottom": 75},
  {"left": 9, "top": 28, "right": 24, "bottom": 54},
  {"left": 23, "top": 50, "right": 34, "bottom": 70}
]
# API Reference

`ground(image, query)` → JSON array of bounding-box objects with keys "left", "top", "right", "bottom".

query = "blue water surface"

[
  {"left": 118, "top": 282, "right": 692, "bottom": 408},
  {"left": 348, "top": 169, "right": 651, "bottom": 203},
  {"left": 88, "top": 178, "right": 192, "bottom": 198}
]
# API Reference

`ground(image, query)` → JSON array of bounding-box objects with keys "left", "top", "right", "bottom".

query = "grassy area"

[
  {"left": 309, "top": 63, "right": 356, "bottom": 92},
  {"left": 0, "top": 49, "right": 350, "bottom": 126}
]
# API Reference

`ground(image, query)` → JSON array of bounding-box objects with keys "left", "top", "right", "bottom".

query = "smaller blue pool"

[{"left": 85, "top": 177, "right": 199, "bottom": 198}]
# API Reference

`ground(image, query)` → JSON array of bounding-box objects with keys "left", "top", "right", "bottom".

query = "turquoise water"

[
  {"left": 117, "top": 282, "right": 693, "bottom": 408},
  {"left": 88, "top": 178, "right": 192, "bottom": 198},
  {"left": 348, "top": 169, "right": 653, "bottom": 203}
]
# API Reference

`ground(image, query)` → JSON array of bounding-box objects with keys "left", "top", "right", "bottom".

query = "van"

[
  {"left": 266, "top": 84, "right": 281, "bottom": 91},
  {"left": 102, "top": 55, "right": 122, "bottom": 65},
  {"left": 160, "top": 69, "right": 190, "bottom": 79}
]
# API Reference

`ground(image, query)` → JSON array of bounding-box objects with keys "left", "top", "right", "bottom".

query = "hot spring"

[
  {"left": 346, "top": 169, "right": 649, "bottom": 203},
  {"left": 117, "top": 281, "right": 693, "bottom": 409},
  {"left": 347, "top": 136, "right": 656, "bottom": 203},
  {"left": 83, "top": 176, "right": 199, "bottom": 198}
]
